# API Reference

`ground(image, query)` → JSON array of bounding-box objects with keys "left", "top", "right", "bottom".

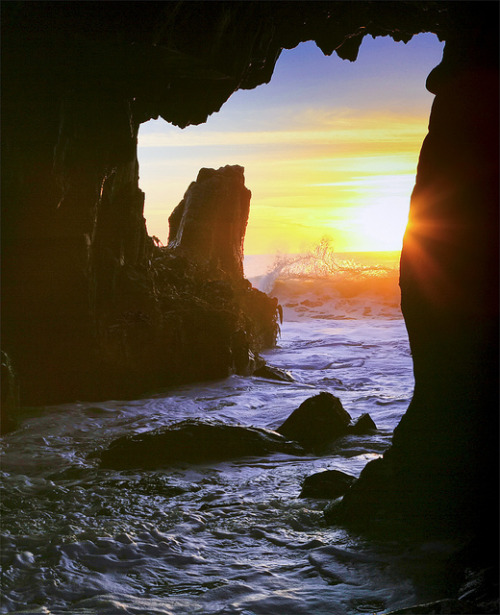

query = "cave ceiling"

[{"left": 2, "top": 1, "right": 454, "bottom": 129}]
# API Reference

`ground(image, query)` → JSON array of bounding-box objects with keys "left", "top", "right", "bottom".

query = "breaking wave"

[{"left": 252, "top": 238, "right": 402, "bottom": 320}]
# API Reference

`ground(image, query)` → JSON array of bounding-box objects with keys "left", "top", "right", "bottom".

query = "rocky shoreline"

[
  {"left": 2, "top": 2, "right": 497, "bottom": 609},
  {"left": 1, "top": 165, "right": 281, "bottom": 428}
]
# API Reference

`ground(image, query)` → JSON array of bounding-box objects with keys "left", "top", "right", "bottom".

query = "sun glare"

[
  {"left": 354, "top": 194, "right": 410, "bottom": 251},
  {"left": 342, "top": 173, "right": 414, "bottom": 251}
]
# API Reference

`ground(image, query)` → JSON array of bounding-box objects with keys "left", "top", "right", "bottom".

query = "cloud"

[
  {"left": 138, "top": 109, "right": 427, "bottom": 150},
  {"left": 312, "top": 173, "right": 416, "bottom": 188}
]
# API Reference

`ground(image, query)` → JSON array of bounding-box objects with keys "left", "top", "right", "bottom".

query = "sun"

[
  {"left": 342, "top": 173, "right": 414, "bottom": 251},
  {"left": 354, "top": 193, "right": 411, "bottom": 251}
]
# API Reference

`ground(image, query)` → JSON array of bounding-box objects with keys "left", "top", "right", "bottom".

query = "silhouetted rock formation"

[
  {"left": 300, "top": 469, "right": 356, "bottom": 499},
  {"left": 349, "top": 412, "right": 377, "bottom": 435},
  {"left": 168, "top": 165, "right": 250, "bottom": 280},
  {"left": 132, "top": 163, "right": 281, "bottom": 383},
  {"left": 331, "top": 3, "right": 499, "bottom": 554},
  {"left": 99, "top": 419, "right": 305, "bottom": 469},
  {"left": 277, "top": 392, "right": 352, "bottom": 452}
]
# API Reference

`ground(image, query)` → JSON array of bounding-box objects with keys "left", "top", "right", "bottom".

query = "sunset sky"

[{"left": 138, "top": 33, "right": 444, "bottom": 255}]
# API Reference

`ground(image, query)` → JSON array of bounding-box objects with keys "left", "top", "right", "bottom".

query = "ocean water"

[{"left": 1, "top": 252, "right": 465, "bottom": 614}]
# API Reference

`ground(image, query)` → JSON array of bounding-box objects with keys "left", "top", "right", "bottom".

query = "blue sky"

[{"left": 138, "top": 33, "right": 444, "bottom": 253}]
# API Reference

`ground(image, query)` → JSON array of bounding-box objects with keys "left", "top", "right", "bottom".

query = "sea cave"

[{"left": 1, "top": 2, "right": 498, "bottom": 613}]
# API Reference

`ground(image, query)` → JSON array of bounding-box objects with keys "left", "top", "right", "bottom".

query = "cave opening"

[
  {"left": 138, "top": 34, "right": 444, "bottom": 271},
  {"left": 133, "top": 33, "right": 445, "bottom": 436},
  {"left": 137, "top": 32, "right": 444, "bottom": 333},
  {"left": 2, "top": 3, "right": 498, "bottom": 611}
]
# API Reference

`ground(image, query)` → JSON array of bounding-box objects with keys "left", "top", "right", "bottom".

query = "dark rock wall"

[
  {"left": 335, "top": 3, "right": 499, "bottom": 546},
  {"left": 399, "top": 18, "right": 499, "bottom": 524},
  {"left": 1, "top": 1, "right": 498, "bottom": 547}
]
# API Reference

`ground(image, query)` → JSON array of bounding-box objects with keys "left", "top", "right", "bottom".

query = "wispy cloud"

[
  {"left": 138, "top": 110, "right": 427, "bottom": 150},
  {"left": 312, "top": 173, "right": 416, "bottom": 188}
]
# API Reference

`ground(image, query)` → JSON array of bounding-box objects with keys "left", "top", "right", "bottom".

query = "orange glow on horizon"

[{"left": 140, "top": 116, "right": 422, "bottom": 255}]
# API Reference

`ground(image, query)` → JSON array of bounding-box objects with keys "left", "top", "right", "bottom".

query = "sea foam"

[{"left": 247, "top": 241, "right": 402, "bottom": 321}]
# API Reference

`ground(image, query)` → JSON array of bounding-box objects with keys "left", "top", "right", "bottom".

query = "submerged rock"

[
  {"left": 99, "top": 419, "right": 305, "bottom": 469},
  {"left": 276, "top": 392, "right": 352, "bottom": 452},
  {"left": 299, "top": 469, "right": 356, "bottom": 499}
]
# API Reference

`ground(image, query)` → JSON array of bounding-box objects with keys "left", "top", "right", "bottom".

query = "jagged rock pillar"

[
  {"left": 168, "top": 165, "right": 251, "bottom": 279},
  {"left": 332, "top": 14, "right": 499, "bottom": 550}
]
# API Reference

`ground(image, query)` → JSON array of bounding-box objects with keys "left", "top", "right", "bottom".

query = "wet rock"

[
  {"left": 98, "top": 420, "right": 305, "bottom": 469},
  {"left": 168, "top": 165, "right": 250, "bottom": 280},
  {"left": 253, "top": 364, "right": 294, "bottom": 382},
  {"left": 299, "top": 469, "right": 356, "bottom": 499},
  {"left": 276, "top": 392, "right": 352, "bottom": 452},
  {"left": 349, "top": 413, "right": 377, "bottom": 434},
  {"left": 336, "top": 9, "right": 499, "bottom": 545}
]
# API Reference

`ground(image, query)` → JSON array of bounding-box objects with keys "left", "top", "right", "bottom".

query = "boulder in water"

[
  {"left": 98, "top": 419, "right": 305, "bottom": 469},
  {"left": 299, "top": 469, "right": 356, "bottom": 499},
  {"left": 276, "top": 392, "right": 352, "bottom": 452},
  {"left": 349, "top": 413, "right": 377, "bottom": 434},
  {"left": 253, "top": 364, "right": 294, "bottom": 382}
]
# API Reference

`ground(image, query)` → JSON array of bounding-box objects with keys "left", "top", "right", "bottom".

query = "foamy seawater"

[{"left": 1, "top": 252, "right": 464, "bottom": 614}]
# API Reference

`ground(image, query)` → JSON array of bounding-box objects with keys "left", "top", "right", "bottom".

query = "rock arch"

[{"left": 1, "top": 2, "right": 498, "bottom": 546}]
